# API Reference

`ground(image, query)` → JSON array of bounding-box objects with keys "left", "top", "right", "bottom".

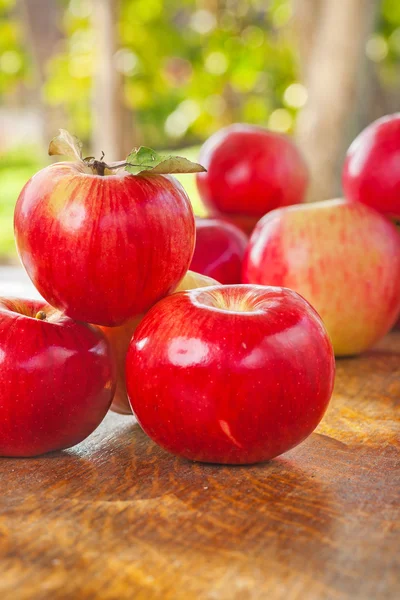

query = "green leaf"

[
  {"left": 48, "top": 129, "right": 83, "bottom": 162},
  {"left": 125, "top": 146, "right": 206, "bottom": 175}
]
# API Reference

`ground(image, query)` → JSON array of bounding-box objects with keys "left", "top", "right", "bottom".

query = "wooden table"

[{"left": 0, "top": 332, "right": 399, "bottom": 600}]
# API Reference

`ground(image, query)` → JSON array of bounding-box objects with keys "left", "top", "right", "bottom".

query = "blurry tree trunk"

[
  {"left": 291, "top": 0, "right": 321, "bottom": 79},
  {"left": 18, "top": 0, "right": 65, "bottom": 142},
  {"left": 92, "top": 0, "right": 129, "bottom": 161},
  {"left": 294, "top": 0, "right": 378, "bottom": 202}
]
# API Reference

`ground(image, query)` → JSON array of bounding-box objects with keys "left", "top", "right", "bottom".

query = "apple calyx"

[
  {"left": 48, "top": 129, "right": 206, "bottom": 176},
  {"left": 35, "top": 310, "right": 47, "bottom": 321}
]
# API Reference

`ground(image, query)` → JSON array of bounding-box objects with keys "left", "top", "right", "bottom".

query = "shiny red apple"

[
  {"left": 15, "top": 164, "right": 195, "bottom": 326},
  {"left": 101, "top": 270, "right": 218, "bottom": 415},
  {"left": 196, "top": 124, "right": 309, "bottom": 234},
  {"left": 243, "top": 198, "right": 400, "bottom": 356},
  {"left": 343, "top": 114, "right": 400, "bottom": 219},
  {"left": 189, "top": 218, "right": 248, "bottom": 284},
  {"left": 126, "top": 285, "right": 335, "bottom": 464},
  {"left": 14, "top": 138, "right": 196, "bottom": 326},
  {"left": 0, "top": 297, "right": 115, "bottom": 457}
]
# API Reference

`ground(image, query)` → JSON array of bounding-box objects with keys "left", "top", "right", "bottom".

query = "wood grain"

[{"left": 0, "top": 333, "right": 399, "bottom": 600}]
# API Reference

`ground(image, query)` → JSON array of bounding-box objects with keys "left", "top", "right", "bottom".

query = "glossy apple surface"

[
  {"left": 0, "top": 297, "right": 115, "bottom": 457},
  {"left": 189, "top": 218, "right": 248, "bottom": 284},
  {"left": 126, "top": 285, "right": 335, "bottom": 464},
  {"left": 343, "top": 114, "right": 400, "bottom": 218},
  {"left": 243, "top": 198, "right": 400, "bottom": 356},
  {"left": 196, "top": 124, "right": 309, "bottom": 234},
  {"left": 14, "top": 163, "right": 195, "bottom": 326},
  {"left": 101, "top": 270, "right": 218, "bottom": 415}
]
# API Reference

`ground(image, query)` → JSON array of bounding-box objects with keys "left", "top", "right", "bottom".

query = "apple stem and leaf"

[
  {"left": 123, "top": 146, "right": 206, "bottom": 175},
  {"left": 49, "top": 129, "right": 206, "bottom": 176}
]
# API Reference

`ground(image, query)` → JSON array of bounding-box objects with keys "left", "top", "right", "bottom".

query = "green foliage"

[
  {"left": 0, "top": 0, "right": 27, "bottom": 95},
  {"left": 1, "top": 0, "right": 399, "bottom": 149},
  {"left": 376, "top": 0, "right": 400, "bottom": 84},
  {"left": 1, "top": 0, "right": 298, "bottom": 145},
  {"left": 117, "top": 0, "right": 297, "bottom": 146}
]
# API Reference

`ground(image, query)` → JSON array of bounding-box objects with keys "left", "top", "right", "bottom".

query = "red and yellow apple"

[
  {"left": 189, "top": 218, "right": 248, "bottom": 284},
  {"left": 100, "top": 270, "right": 218, "bottom": 415},
  {"left": 0, "top": 297, "right": 115, "bottom": 457},
  {"left": 243, "top": 198, "right": 400, "bottom": 356},
  {"left": 15, "top": 164, "right": 195, "bottom": 326},
  {"left": 196, "top": 124, "right": 309, "bottom": 234},
  {"left": 126, "top": 284, "right": 335, "bottom": 464}
]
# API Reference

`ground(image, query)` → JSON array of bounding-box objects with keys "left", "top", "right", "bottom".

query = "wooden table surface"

[{"left": 1, "top": 329, "right": 399, "bottom": 600}]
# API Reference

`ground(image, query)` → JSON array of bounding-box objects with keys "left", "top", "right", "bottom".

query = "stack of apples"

[{"left": 2, "top": 114, "right": 400, "bottom": 464}]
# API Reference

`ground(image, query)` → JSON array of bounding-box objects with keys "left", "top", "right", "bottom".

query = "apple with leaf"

[{"left": 14, "top": 130, "right": 204, "bottom": 326}]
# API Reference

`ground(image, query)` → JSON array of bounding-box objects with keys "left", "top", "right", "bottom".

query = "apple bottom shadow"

[
  {"left": 112, "top": 429, "right": 339, "bottom": 563},
  {"left": 122, "top": 421, "right": 336, "bottom": 487},
  {"left": 1, "top": 419, "right": 335, "bottom": 514},
  {"left": 0, "top": 414, "right": 138, "bottom": 479}
]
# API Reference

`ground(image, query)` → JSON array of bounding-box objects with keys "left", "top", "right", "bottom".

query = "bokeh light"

[
  {"left": 283, "top": 83, "right": 308, "bottom": 109},
  {"left": 268, "top": 108, "right": 293, "bottom": 132},
  {"left": 366, "top": 34, "right": 389, "bottom": 62}
]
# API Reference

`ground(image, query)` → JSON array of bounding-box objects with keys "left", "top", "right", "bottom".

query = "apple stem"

[
  {"left": 84, "top": 156, "right": 130, "bottom": 176},
  {"left": 91, "top": 160, "right": 107, "bottom": 176},
  {"left": 35, "top": 311, "right": 47, "bottom": 321},
  {"left": 84, "top": 157, "right": 149, "bottom": 176}
]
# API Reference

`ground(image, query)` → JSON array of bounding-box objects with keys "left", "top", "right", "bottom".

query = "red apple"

[
  {"left": 126, "top": 285, "right": 335, "bottom": 464},
  {"left": 343, "top": 114, "right": 400, "bottom": 219},
  {"left": 243, "top": 198, "right": 400, "bottom": 356},
  {"left": 0, "top": 297, "right": 115, "bottom": 457},
  {"left": 196, "top": 124, "right": 309, "bottom": 234},
  {"left": 189, "top": 218, "right": 248, "bottom": 284},
  {"left": 101, "top": 270, "right": 218, "bottom": 415},
  {"left": 14, "top": 140, "right": 196, "bottom": 326}
]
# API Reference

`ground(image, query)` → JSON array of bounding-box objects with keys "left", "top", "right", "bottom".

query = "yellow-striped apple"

[{"left": 243, "top": 198, "right": 400, "bottom": 356}]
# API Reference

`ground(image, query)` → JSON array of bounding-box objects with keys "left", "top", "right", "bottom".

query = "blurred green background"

[{"left": 1, "top": 0, "right": 400, "bottom": 261}]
